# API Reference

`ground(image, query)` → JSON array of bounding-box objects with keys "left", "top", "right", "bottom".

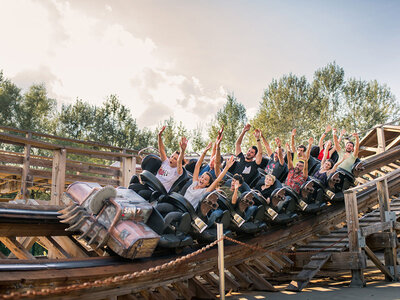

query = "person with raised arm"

[
  {"left": 232, "top": 124, "right": 263, "bottom": 185},
  {"left": 155, "top": 126, "right": 185, "bottom": 192},
  {"left": 285, "top": 137, "right": 313, "bottom": 194},
  {"left": 333, "top": 129, "right": 360, "bottom": 173},
  {"left": 290, "top": 128, "right": 307, "bottom": 166},
  {"left": 312, "top": 140, "right": 349, "bottom": 186},
  {"left": 199, "top": 127, "right": 224, "bottom": 179},
  {"left": 184, "top": 142, "right": 235, "bottom": 210},
  {"left": 263, "top": 136, "right": 286, "bottom": 180}
]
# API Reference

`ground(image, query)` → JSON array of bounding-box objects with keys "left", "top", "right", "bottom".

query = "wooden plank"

[
  {"left": 364, "top": 245, "right": 394, "bottom": 280},
  {"left": 51, "top": 149, "right": 66, "bottom": 205},
  {"left": 172, "top": 281, "right": 195, "bottom": 300},
  {"left": 188, "top": 277, "right": 217, "bottom": 299},
  {"left": 250, "top": 258, "right": 274, "bottom": 275},
  {"left": 236, "top": 263, "right": 276, "bottom": 291},
  {"left": 361, "top": 221, "right": 393, "bottom": 237},
  {"left": 200, "top": 273, "right": 218, "bottom": 288},
  {"left": 227, "top": 265, "right": 252, "bottom": 289},
  {"left": 39, "top": 236, "right": 71, "bottom": 259},
  {"left": 20, "top": 132, "right": 32, "bottom": 202},
  {"left": 264, "top": 253, "right": 283, "bottom": 271},
  {"left": 121, "top": 155, "right": 136, "bottom": 188},
  {"left": 155, "top": 286, "right": 178, "bottom": 300},
  {"left": 7, "top": 237, "right": 37, "bottom": 259},
  {"left": 0, "top": 237, "right": 35, "bottom": 260}
]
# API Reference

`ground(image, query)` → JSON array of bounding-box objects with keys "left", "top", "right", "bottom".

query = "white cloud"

[{"left": 0, "top": 0, "right": 228, "bottom": 132}]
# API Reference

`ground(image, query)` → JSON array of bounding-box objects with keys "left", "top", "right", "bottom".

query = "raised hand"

[
  {"left": 285, "top": 142, "right": 290, "bottom": 150},
  {"left": 254, "top": 129, "right": 261, "bottom": 139},
  {"left": 179, "top": 136, "right": 188, "bottom": 151},
  {"left": 234, "top": 180, "right": 241, "bottom": 190},
  {"left": 325, "top": 125, "right": 331, "bottom": 133},
  {"left": 243, "top": 124, "right": 251, "bottom": 132},
  {"left": 341, "top": 128, "right": 346, "bottom": 135},
  {"left": 226, "top": 155, "right": 235, "bottom": 168},
  {"left": 217, "top": 126, "right": 224, "bottom": 140},
  {"left": 204, "top": 141, "right": 213, "bottom": 152},
  {"left": 308, "top": 137, "right": 314, "bottom": 145},
  {"left": 275, "top": 137, "right": 282, "bottom": 148},
  {"left": 352, "top": 132, "right": 359, "bottom": 138},
  {"left": 332, "top": 128, "right": 337, "bottom": 135},
  {"left": 158, "top": 125, "right": 166, "bottom": 136},
  {"left": 291, "top": 128, "right": 297, "bottom": 136}
]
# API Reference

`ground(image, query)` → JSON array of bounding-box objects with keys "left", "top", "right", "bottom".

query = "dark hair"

[
  {"left": 298, "top": 145, "right": 306, "bottom": 151},
  {"left": 251, "top": 145, "right": 258, "bottom": 155},
  {"left": 346, "top": 141, "right": 354, "bottom": 146},
  {"left": 326, "top": 159, "right": 334, "bottom": 169},
  {"left": 204, "top": 172, "right": 214, "bottom": 187},
  {"left": 233, "top": 173, "right": 244, "bottom": 184}
]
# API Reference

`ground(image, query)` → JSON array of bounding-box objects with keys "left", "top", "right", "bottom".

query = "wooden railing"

[{"left": 0, "top": 126, "right": 139, "bottom": 205}]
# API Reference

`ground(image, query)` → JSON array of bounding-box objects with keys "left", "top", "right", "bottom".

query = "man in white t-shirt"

[
  {"left": 333, "top": 130, "right": 359, "bottom": 173},
  {"left": 155, "top": 126, "right": 186, "bottom": 192}
]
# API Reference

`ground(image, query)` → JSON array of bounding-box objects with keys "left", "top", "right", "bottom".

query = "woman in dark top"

[
  {"left": 255, "top": 174, "right": 281, "bottom": 199},
  {"left": 312, "top": 140, "right": 346, "bottom": 186}
]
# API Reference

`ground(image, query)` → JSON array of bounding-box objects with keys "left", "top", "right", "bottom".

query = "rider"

[
  {"left": 333, "top": 130, "right": 360, "bottom": 173},
  {"left": 232, "top": 124, "right": 263, "bottom": 185}
]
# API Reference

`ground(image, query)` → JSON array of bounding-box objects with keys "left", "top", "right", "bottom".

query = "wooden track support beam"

[{"left": 0, "top": 237, "right": 35, "bottom": 260}]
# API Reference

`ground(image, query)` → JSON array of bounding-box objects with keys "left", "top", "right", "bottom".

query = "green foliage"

[
  {"left": 155, "top": 117, "right": 189, "bottom": 155},
  {"left": 190, "top": 125, "right": 207, "bottom": 153},
  {"left": 208, "top": 94, "right": 247, "bottom": 153},
  {"left": 252, "top": 62, "right": 400, "bottom": 144},
  {"left": 0, "top": 71, "right": 22, "bottom": 127}
]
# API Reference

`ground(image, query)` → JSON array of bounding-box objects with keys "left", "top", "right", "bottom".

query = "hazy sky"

[{"left": 1, "top": 0, "right": 399, "bottom": 131}]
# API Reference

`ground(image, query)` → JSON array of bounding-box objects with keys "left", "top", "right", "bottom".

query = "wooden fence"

[{"left": 0, "top": 126, "right": 139, "bottom": 205}]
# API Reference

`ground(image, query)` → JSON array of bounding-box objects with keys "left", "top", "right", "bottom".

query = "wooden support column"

[
  {"left": 376, "top": 126, "right": 386, "bottom": 154},
  {"left": 21, "top": 132, "right": 32, "bottom": 203},
  {"left": 51, "top": 148, "right": 66, "bottom": 205},
  {"left": 344, "top": 190, "right": 365, "bottom": 287},
  {"left": 121, "top": 151, "right": 136, "bottom": 187},
  {"left": 376, "top": 178, "right": 398, "bottom": 280}
]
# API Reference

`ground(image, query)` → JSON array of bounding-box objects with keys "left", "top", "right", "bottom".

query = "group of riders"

[{"left": 119, "top": 123, "right": 361, "bottom": 247}]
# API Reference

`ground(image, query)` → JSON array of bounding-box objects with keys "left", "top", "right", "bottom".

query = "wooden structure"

[
  {"left": 0, "top": 126, "right": 138, "bottom": 204},
  {"left": 359, "top": 124, "right": 400, "bottom": 158},
  {"left": 0, "top": 125, "right": 400, "bottom": 299}
]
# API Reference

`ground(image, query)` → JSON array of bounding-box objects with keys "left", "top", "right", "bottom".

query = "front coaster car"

[{"left": 59, "top": 182, "right": 160, "bottom": 259}]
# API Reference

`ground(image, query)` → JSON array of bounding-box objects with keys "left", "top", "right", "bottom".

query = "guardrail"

[{"left": 0, "top": 126, "right": 139, "bottom": 205}]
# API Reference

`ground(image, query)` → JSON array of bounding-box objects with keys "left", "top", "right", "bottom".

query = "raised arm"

[
  {"left": 177, "top": 137, "right": 188, "bottom": 175},
  {"left": 158, "top": 126, "right": 167, "bottom": 161},
  {"left": 328, "top": 152, "right": 348, "bottom": 175},
  {"left": 333, "top": 128, "right": 341, "bottom": 152},
  {"left": 291, "top": 129, "right": 296, "bottom": 153},
  {"left": 235, "top": 124, "right": 250, "bottom": 156},
  {"left": 286, "top": 142, "right": 293, "bottom": 170},
  {"left": 254, "top": 129, "right": 263, "bottom": 165},
  {"left": 353, "top": 132, "right": 360, "bottom": 158},
  {"left": 319, "top": 125, "right": 331, "bottom": 149},
  {"left": 207, "top": 156, "right": 235, "bottom": 192},
  {"left": 321, "top": 140, "right": 331, "bottom": 167},
  {"left": 214, "top": 128, "right": 224, "bottom": 177},
  {"left": 303, "top": 137, "right": 313, "bottom": 180},
  {"left": 231, "top": 179, "right": 240, "bottom": 205},
  {"left": 193, "top": 142, "right": 212, "bottom": 182},
  {"left": 261, "top": 131, "right": 273, "bottom": 157},
  {"left": 276, "top": 137, "right": 284, "bottom": 166}
]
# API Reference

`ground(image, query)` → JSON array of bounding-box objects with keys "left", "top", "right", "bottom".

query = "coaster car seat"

[
  {"left": 267, "top": 188, "right": 298, "bottom": 224},
  {"left": 167, "top": 191, "right": 232, "bottom": 243},
  {"left": 299, "top": 178, "right": 327, "bottom": 213}
]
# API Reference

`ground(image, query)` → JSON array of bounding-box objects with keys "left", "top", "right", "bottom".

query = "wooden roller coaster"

[{"left": 0, "top": 125, "right": 399, "bottom": 299}]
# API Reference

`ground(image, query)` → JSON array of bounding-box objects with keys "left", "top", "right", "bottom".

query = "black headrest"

[
  {"left": 141, "top": 154, "right": 162, "bottom": 175},
  {"left": 310, "top": 145, "right": 320, "bottom": 159}
]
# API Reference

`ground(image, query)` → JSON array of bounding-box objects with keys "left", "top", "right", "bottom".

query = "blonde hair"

[{"left": 266, "top": 174, "right": 276, "bottom": 184}]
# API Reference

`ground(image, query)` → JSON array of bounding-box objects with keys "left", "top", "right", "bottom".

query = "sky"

[{"left": 0, "top": 0, "right": 399, "bottom": 131}]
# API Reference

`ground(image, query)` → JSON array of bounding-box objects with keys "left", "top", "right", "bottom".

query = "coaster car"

[
  {"left": 58, "top": 182, "right": 160, "bottom": 259},
  {"left": 299, "top": 178, "right": 327, "bottom": 213},
  {"left": 167, "top": 191, "right": 232, "bottom": 243},
  {"left": 215, "top": 190, "right": 266, "bottom": 234},
  {"left": 266, "top": 188, "right": 298, "bottom": 224},
  {"left": 327, "top": 159, "right": 364, "bottom": 202}
]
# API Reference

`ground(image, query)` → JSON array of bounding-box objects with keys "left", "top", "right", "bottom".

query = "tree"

[
  {"left": 339, "top": 79, "right": 399, "bottom": 133},
  {"left": 208, "top": 94, "right": 247, "bottom": 153},
  {"left": 16, "top": 84, "right": 57, "bottom": 133},
  {"left": 252, "top": 74, "right": 314, "bottom": 145},
  {"left": 190, "top": 125, "right": 207, "bottom": 153},
  {"left": 155, "top": 117, "right": 189, "bottom": 155},
  {"left": 0, "top": 71, "right": 22, "bottom": 127}
]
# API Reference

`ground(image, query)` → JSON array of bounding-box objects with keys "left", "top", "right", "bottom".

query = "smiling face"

[
  {"left": 323, "top": 160, "right": 333, "bottom": 170},
  {"left": 345, "top": 142, "right": 354, "bottom": 153},
  {"left": 245, "top": 148, "right": 256, "bottom": 160},
  {"left": 297, "top": 145, "right": 306, "bottom": 157},
  {"left": 168, "top": 152, "right": 179, "bottom": 168},
  {"left": 294, "top": 161, "right": 304, "bottom": 174},
  {"left": 198, "top": 173, "right": 212, "bottom": 188},
  {"left": 264, "top": 175, "right": 274, "bottom": 187}
]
